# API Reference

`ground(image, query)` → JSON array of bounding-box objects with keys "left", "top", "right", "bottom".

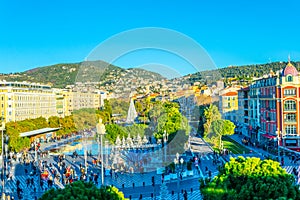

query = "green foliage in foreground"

[
  {"left": 40, "top": 181, "right": 127, "bottom": 200},
  {"left": 200, "top": 156, "right": 300, "bottom": 200}
]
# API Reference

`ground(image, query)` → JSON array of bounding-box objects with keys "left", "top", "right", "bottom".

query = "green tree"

[
  {"left": 48, "top": 116, "right": 60, "bottom": 128},
  {"left": 103, "top": 99, "right": 112, "bottom": 116},
  {"left": 152, "top": 101, "right": 190, "bottom": 141},
  {"left": 200, "top": 157, "right": 300, "bottom": 200},
  {"left": 73, "top": 108, "right": 97, "bottom": 130},
  {"left": 203, "top": 104, "right": 221, "bottom": 137},
  {"left": 123, "top": 124, "right": 146, "bottom": 139},
  {"left": 40, "top": 181, "right": 127, "bottom": 200},
  {"left": 110, "top": 98, "right": 130, "bottom": 117},
  {"left": 105, "top": 124, "right": 127, "bottom": 144},
  {"left": 209, "top": 119, "right": 235, "bottom": 150}
]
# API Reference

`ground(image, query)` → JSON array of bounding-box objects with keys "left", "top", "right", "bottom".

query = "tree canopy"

[
  {"left": 200, "top": 156, "right": 300, "bottom": 200},
  {"left": 152, "top": 101, "right": 190, "bottom": 140},
  {"left": 39, "top": 181, "right": 127, "bottom": 200},
  {"left": 209, "top": 119, "right": 235, "bottom": 150},
  {"left": 203, "top": 104, "right": 221, "bottom": 137},
  {"left": 199, "top": 104, "right": 235, "bottom": 149}
]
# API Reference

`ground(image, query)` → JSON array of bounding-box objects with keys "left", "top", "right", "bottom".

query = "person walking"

[{"left": 183, "top": 190, "right": 188, "bottom": 200}]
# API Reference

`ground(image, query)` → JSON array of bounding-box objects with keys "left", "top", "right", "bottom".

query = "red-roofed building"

[{"left": 219, "top": 87, "right": 240, "bottom": 122}]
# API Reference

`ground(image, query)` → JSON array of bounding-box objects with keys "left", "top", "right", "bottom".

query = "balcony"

[
  {"left": 283, "top": 134, "right": 299, "bottom": 138},
  {"left": 258, "top": 94, "right": 275, "bottom": 98},
  {"left": 284, "top": 108, "right": 296, "bottom": 112},
  {"left": 284, "top": 119, "right": 296, "bottom": 123}
]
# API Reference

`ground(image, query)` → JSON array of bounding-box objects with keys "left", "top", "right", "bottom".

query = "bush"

[{"left": 187, "top": 161, "right": 193, "bottom": 171}]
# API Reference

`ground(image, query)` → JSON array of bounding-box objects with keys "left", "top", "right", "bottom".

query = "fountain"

[{"left": 126, "top": 97, "right": 137, "bottom": 124}]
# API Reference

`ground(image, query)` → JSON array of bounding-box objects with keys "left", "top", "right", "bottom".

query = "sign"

[{"left": 285, "top": 140, "right": 297, "bottom": 144}]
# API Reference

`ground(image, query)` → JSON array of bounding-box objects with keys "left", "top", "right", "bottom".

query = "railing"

[
  {"left": 258, "top": 95, "right": 274, "bottom": 98},
  {"left": 284, "top": 108, "right": 296, "bottom": 112},
  {"left": 284, "top": 120, "right": 296, "bottom": 123}
]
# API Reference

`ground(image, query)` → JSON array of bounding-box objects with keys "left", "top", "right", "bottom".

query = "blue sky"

[{"left": 1, "top": 0, "right": 300, "bottom": 77}]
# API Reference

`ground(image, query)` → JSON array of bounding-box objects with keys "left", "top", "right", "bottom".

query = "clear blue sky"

[{"left": 1, "top": 0, "right": 300, "bottom": 76}]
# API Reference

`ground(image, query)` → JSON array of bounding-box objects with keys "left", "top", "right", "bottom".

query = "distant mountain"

[
  {"left": 0, "top": 60, "right": 166, "bottom": 89},
  {"left": 2, "top": 60, "right": 299, "bottom": 92}
]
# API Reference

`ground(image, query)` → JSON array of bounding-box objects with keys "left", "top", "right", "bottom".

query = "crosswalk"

[
  {"left": 283, "top": 165, "right": 299, "bottom": 174},
  {"left": 282, "top": 166, "right": 300, "bottom": 185},
  {"left": 4, "top": 174, "right": 60, "bottom": 198},
  {"left": 131, "top": 190, "right": 202, "bottom": 200}
]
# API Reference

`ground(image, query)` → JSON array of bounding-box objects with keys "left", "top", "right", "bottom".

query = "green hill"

[
  {"left": 0, "top": 60, "right": 165, "bottom": 88},
  {"left": 188, "top": 61, "right": 300, "bottom": 85}
]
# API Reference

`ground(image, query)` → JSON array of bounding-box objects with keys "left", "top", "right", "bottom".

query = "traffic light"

[{"left": 151, "top": 176, "right": 155, "bottom": 186}]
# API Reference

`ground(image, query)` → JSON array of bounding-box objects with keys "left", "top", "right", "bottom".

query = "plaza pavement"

[
  {"left": 6, "top": 132, "right": 294, "bottom": 199},
  {"left": 3, "top": 147, "right": 205, "bottom": 199}
]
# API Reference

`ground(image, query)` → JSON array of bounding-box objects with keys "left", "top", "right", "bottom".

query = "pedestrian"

[
  {"left": 40, "top": 180, "right": 44, "bottom": 190},
  {"left": 183, "top": 190, "right": 188, "bottom": 200},
  {"left": 31, "top": 177, "right": 34, "bottom": 186},
  {"left": 16, "top": 180, "right": 20, "bottom": 187},
  {"left": 26, "top": 178, "right": 30, "bottom": 188}
]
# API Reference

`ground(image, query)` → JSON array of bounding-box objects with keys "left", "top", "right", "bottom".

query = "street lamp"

[
  {"left": 163, "top": 130, "right": 167, "bottom": 162},
  {"left": 96, "top": 118, "right": 106, "bottom": 186},
  {"left": 276, "top": 130, "right": 282, "bottom": 163},
  {"left": 174, "top": 153, "right": 184, "bottom": 200},
  {"left": 84, "top": 131, "right": 89, "bottom": 175}
]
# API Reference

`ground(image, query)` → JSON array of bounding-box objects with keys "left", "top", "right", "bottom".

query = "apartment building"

[
  {"left": 63, "top": 89, "right": 101, "bottom": 116},
  {"left": 0, "top": 81, "right": 56, "bottom": 122},
  {"left": 0, "top": 81, "right": 107, "bottom": 122},
  {"left": 237, "top": 87, "right": 250, "bottom": 136},
  {"left": 219, "top": 86, "right": 240, "bottom": 123},
  {"left": 241, "top": 61, "right": 300, "bottom": 150}
]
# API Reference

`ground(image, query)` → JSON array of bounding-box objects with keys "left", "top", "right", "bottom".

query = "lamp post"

[
  {"left": 96, "top": 118, "right": 106, "bottom": 186},
  {"left": 163, "top": 130, "right": 167, "bottom": 162},
  {"left": 1, "top": 121, "right": 5, "bottom": 199},
  {"left": 174, "top": 153, "right": 184, "bottom": 200},
  {"left": 276, "top": 130, "right": 281, "bottom": 164},
  {"left": 83, "top": 131, "right": 88, "bottom": 175}
]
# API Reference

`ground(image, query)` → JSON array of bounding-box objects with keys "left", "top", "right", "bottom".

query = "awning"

[
  {"left": 261, "top": 134, "right": 277, "bottom": 139},
  {"left": 20, "top": 127, "right": 60, "bottom": 137}
]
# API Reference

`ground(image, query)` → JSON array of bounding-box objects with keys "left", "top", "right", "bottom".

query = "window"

[
  {"left": 285, "top": 125, "right": 296, "bottom": 135},
  {"left": 284, "top": 100, "right": 296, "bottom": 111},
  {"left": 284, "top": 113, "right": 296, "bottom": 122},
  {"left": 284, "top": 89, "right": 296, "bottom": 96},
  {"left": 285, "top": 139, "right": 297, "bottom": 146},
  {"left": 286, "top": 75, "right": 293, "bottom": 82}
]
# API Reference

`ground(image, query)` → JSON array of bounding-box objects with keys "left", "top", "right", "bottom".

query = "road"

[{"left": 120, "top": 177, "right": 201, "bottom": 199}]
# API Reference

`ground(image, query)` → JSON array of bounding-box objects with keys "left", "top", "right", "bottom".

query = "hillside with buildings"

[
  {"left": 0, "top": 60, "right": 166, "bottom": 91},
  {"left": 186, "top": 61, "right": 300, "bottom": 86}
]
